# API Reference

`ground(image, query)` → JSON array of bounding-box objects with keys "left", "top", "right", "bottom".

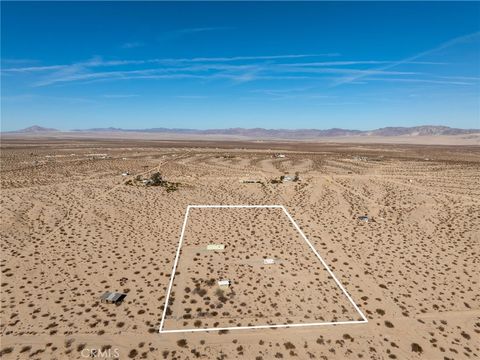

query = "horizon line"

[{"left": 3, "top": 124, "right": 480, "bottom": 133}]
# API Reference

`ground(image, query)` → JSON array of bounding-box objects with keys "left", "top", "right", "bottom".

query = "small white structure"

[
  {"left": 218, "top": 280, "right": 230, "bottom": 288},
  {"left": 206, "top": 244, "right": 225, "bottom": 251},
  {"left": 263, "top": 258, "right": 275, "bottom": 265},
  {"left": 353, "top": 156, "right": 368, "bottom": 162},
  {"left": 282, "top": 175, "right": 295, "bottom": 182},
  {"left": 122, "top": 172, "right": 130, "bottom": 176},
  {"left": 275, "top": 154, "right": 286, "bottom": 158}
]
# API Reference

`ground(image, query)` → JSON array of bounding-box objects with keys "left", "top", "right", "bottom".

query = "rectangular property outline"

[{"left": 159, "top": 205, "right": 368, "bottom": 333}]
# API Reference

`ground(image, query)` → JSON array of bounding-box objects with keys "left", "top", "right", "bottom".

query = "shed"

[
  {"left": 207, "top": 244, "right": 225, "bottom": 251},
  {"left": 282, "top": 175, "right": 295, "bottom": 182},
  {"left": 358, "top": 215, "right": 369, "bottom": 222},
  {"left": 100, "top": 291, "right": 126, "bottom": 304},
  {"left": 263, "top": 258, "right": 275, "bottom": 265},
  {"left": 218, "top": 280, "right": 231, "bottom": 288}
]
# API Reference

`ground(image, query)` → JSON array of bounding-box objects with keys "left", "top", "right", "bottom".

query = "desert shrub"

[
  {"left": 177, "top": 339, "right": 188, "bottom": 348},
  {"left": 0, "top": 347, "right": 13, "bottom": 356},
  {"left": 191, "top": 349, "right": 201, "bottom": 358},
  {"left": 65, "top": 339, "right": 74, "bottom": 348},
  {"left": 20, "top": 346, "right": 31, "bottom": 353},
  {"left": 128, "top": 349, "right": 138, "bottom": 358},
  {"left": 30, "top": 349, "right": 45, "bottom": 356},
  {"left": 166, "top": 183, "right": 179, "bottom": 192},
  {"left": 150, "top": 172, "right": 164, "bottom": 186},
  {"left": 411, "top": 343, "right": 423, "bottom": 353},
  {"left": 193, "top": 288, "right": 207, "bottom": 297}
]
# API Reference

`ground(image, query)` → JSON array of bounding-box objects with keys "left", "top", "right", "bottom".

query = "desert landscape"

[
  {"left": 163, "top": 205, "right": 364, "bottom": 332},
  {"left": 1, "top": 137, "right": 478, "bottom": 359}
]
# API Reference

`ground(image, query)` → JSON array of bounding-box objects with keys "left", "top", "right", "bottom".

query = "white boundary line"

[{"left": 159, "top": 205, "right": 368, "bottom": 334}]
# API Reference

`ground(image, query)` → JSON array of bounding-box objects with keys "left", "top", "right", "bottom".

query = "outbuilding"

[
  {"left": 100, "top": 291, "right": 126, "bottom": 304},
  {"left": 282, "top": 175, "right": 295, "bottom": 182},
  {"left": 206, "top": 244, "right": 225, "bottom": 251},
  {"left": 218, "top": 280, "right": 231, "bottom": 288}
]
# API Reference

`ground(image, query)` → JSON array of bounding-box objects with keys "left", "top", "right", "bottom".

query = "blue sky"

[{"left": 1, "top": 1, "right": 479, "bottom": 131}]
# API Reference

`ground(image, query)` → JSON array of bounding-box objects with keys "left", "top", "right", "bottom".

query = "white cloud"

[
  {"left": 2, "top": 47, "right": 477, "bottom": 88},
  {"left": 331, "top": 31, "right": 480, "bottom": 87}
]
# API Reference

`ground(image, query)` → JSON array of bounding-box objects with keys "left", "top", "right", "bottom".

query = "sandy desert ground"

[
  {"left": 4, "top": 131, "right": 480, "bottom": 145},
  {"left": 164, "top": 206, "right": 364, "bottom": 332},
  {"left": 1, "top": 138, "right": 479, "bottom": 359}
]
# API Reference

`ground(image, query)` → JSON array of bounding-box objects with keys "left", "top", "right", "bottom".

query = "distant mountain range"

[
  {"left": 12, "top": 125, "right": 60, "bottom": 133},
  {"left": 6, "top": 125, "right": 480, "bottom": 139}
]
